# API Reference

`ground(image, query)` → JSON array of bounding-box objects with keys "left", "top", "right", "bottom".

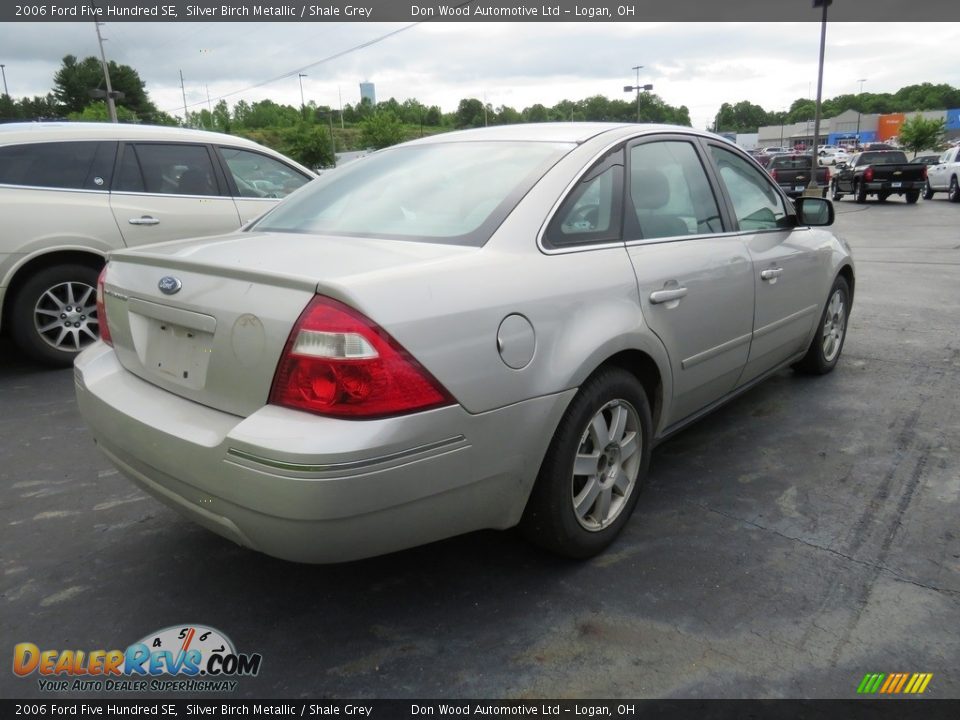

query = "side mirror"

[{"left": 794, "top": 196, "right": 834, "bottom": 227}]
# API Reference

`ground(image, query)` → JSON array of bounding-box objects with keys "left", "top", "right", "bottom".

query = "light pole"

[
  {"left": 93, "top": 22, "right": 118, "bottom": 123},
  {"left": 623, "top": 66, "right": 653, "bottom": 123},
  {"left": 0, "top": 64, "right": 8, "bottom": 97},
  {"left": 855, "top": 78, "right": 867, "bottom": 146},
  {"left": 804, "top": 0, "right": 831, "bottom": 197},
  {"left": 298, "top": 73, "right": 308, "bottom": 119}
]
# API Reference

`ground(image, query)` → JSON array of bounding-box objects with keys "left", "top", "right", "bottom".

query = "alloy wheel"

[
  {"left": 33, "top": 281, "right": 99, "bottom": 352},
  {"left": 821, "top": 288, "right": 846, "bottom": 363}
]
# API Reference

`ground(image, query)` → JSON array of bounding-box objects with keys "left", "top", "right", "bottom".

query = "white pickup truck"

[{"left": 922, "top": 146, "right": 960, "bottom": 202}]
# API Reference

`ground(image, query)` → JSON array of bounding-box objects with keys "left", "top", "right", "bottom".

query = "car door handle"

[
  {"left": 649, "top": 287, "right": 688, "bottom": 304},
  {"left": 760, "top": 268, "right": 783, "bottom": 281},
  {"left": 128, "top": 216, "right": 160, "bottom": 226}
]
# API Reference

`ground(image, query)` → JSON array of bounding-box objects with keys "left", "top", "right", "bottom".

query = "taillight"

[
  {"left": 922, "top": 166, "right": 927, "bottom": 180},
  {"left": 269, "top": 295, "right": 454, "bottom": 419},
  {"left": 824, "top": 167, "right": 831, "bottom": 182},
  {"left": 770, "top": 169, "right": 778, "bottom": 181},
  {"left": 96, "top": 266, "right": 113, "bottom": 347},
  {"left": 864, "top": 167, "right": 874, "bottom": 182}
]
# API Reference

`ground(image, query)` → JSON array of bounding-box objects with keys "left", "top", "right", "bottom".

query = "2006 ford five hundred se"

[{"left": 75, "top": 123, "right": 854, "bottom": 563}]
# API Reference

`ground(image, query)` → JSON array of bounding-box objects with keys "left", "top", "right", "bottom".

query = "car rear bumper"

[
  {"left": 863, "top": 181, "right": 925, "bottom": 191},
  {"left": 75, "top": 343, "right": 573, "bottom": 563}
]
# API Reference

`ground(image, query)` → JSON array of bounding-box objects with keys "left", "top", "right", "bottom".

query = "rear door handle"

[
  {"left": 649, "top": 287, "right": 688, "bottom": 304},
  {"left": 760, "top": 268, "right": 783, "bottom": 281},
  {"left": 128, "top": 216, "right": 160, "bottom": 226}
]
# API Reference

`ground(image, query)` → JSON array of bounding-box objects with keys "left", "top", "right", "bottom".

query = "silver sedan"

[{"left": 75, "top": 123, "right": 854, "bottom": 563}]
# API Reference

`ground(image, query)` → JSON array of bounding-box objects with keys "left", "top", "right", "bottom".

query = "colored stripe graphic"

[{"left": 857, "top": 672, "right": 932, "bottom": 694}]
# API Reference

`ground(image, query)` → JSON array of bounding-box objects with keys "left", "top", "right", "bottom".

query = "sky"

[{"left": 2, "top": 21, "right": 960, "bottom": 130}]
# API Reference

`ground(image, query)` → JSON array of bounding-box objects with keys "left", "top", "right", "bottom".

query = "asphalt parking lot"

[{"left": 2, "top": 193, "right": 958, "bottom": 700}]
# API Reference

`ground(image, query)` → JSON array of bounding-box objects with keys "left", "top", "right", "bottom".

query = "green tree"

[
  {"left": 897, "top": 115, "right": 946, "bottom": 156},
  {"left": 359, "top": 111, "right": 405, "bottom": 149},
  {"left": 66, "top": 101, "right": 138, "bottom": 123},
  {"left": 0, "top": 94, "right": 20, "bottom": 121},
  {"left": 53, "top": 54, "right": 157, "bottom": 118},
  {"left": 455, "top": 98, "right": 486, "bottom": 128}
]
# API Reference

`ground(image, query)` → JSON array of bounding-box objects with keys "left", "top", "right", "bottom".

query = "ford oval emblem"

[{"left": 158, "top": 276, "right": 182, "bottom": 295}]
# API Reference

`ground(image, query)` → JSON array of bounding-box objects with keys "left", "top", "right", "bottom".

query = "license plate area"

[
  {"left": 794, "top": 185, "right": 806, "bottom": 192},
  {"left": 891, "top": 181, "right": 902, "bottom": 188},
  {"left": 127, "top": 302, "right": 216, "bottom": 390}
]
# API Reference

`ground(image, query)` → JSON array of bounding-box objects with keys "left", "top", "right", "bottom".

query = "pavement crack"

[{"left": 687, "top": 500, "right": 960, "bottom": 601}]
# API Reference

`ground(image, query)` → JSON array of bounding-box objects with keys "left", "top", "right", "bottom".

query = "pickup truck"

[
  {"left": 922, "top": 146, "right": 960, "bottom": 202},
  {"left": 830, "top": 150, "right": 926, "bottom": 204},
  {"left": 766, "top": 154, "right": 830, "bottom": 198}
]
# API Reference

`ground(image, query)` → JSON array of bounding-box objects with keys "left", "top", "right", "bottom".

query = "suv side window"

[
  {"left": 709, "top": 145, "right": 789, "bottom": 231},
  {"left": 0, "top": 141, "right": 116, "bottom": 191},
  {"left": 543, "top": 149, "right": 624, "bottom": 248},
  {"left": 625, "top": 140, "right": 723, "bottom": 240},
  {"left": 217, "top": 147, "right": 310, "bottom": 199},
  {"left": 113, "top": 143, "right": 221, "bottom": 196}
]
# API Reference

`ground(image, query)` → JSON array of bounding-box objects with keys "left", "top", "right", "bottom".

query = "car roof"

[
  {"left": 0, "top": 121, "right": 275, "bottom": 151},
  {"left": 404, "top": 122, "right": 694, "bottom": 146}
]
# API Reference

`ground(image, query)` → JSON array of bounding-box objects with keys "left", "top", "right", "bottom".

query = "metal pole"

[
  {"left": 93, "top": 22, "right": 118, "bottom": 123},
  {"left": 633, "top": 65, "right": 643, "bottom": 122},
  {"left": 338, "top": 86, "right": 344, "bottom": 129},
  {"left": 179, "top": 69, "right": 188, "bottom": 127},
  {"left": 328, "top": 114, "right": 335, "bottom": 166},
  {"left": 0, "top": 65, "right": 8, "bottom": 97},
  {"left": 805, "top": 0, "right": 830, "bottom": 196},
  {"left": 855, "top": 78, "right": 866, "bottom": 145},
  {"left": 298, "top": 73, "right": 307, "bottom": 120}
]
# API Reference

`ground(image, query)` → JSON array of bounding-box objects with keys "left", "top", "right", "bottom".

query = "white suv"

[{"left": 0, "top": 123, "right": 315, "bottom": 365}]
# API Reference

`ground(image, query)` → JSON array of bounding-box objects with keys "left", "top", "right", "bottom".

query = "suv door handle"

[
  {"left": 649, "top": 287, "right": 688, "bottom": 304},
  {"left": 128, "top": 216, "right": 160, "bottom": 226},
  {"left": 760, "top": 268, "right": 783, "bottom": 281}
]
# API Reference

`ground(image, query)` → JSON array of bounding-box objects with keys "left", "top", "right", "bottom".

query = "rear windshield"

[
  {"left": 251, "top": 141, "right": 572, "bottom": 246},
  {"left": 770, "top": 156, "right": 817, "bottom": 170},
  {"left": 858, "top": 151, "right": 908, "bottom": 165}
]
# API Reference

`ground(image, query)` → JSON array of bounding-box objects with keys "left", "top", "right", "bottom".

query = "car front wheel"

[
  {"left": 521, "top": 367, "right": 652, "bottom": 559},
  {"left": 922, "top": 180, "right": 935, "bottom": 200},
  {"left": 794, "top": 275, "right": 850, "bottom": 376},
  {"left": 949, "top": 176, "right": 960, "bottom": 203},
  {"left": 9, "top": 264, "right": 102, "bottom": 366}
]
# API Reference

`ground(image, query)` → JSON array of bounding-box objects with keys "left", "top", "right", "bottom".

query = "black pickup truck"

[
  {"left": 766, "top": 154, "right": 830, "bottom": 198},
  {"left": 830, "top": 150, "right": 926, "bottom": 203}
]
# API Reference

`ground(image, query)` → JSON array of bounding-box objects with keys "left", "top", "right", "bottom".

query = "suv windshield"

[{"left": 252, "top": 141, "right": 572, "bottom": 246}]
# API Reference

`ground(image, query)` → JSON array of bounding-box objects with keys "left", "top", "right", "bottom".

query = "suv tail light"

[
  {"left": 864, "top": 167, "right": 874, "bottom": 182},
  {"left": 96, "top": 266, "right": 113, "bottom": 347},
  {"left": 269, "top": 295, "right": 454, "bottom": 419}
]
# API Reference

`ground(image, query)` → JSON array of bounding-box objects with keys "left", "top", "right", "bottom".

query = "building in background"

[{"left": 359, "top": 82, "right": 376, "bottom": 106}]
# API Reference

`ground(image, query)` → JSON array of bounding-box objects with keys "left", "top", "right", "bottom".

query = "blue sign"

[{"left": 947, "top": 108, "right": 960, "bottom": 130}]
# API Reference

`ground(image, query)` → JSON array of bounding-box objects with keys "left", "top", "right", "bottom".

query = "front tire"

[
  {"left": 521, "top": 367, "right": 652, "bottom": 559},
  {"left": 794, "top": 276, "right": 850, "bottom": 376},
  {"left": 9, "top": 264, "right": 102, "bottom": 367},
  {"left": 922, "top": 180, "right": 935, "bottom": 200},
  {"left": 949, "top": 176, "right": 960, "bottom": 203}
]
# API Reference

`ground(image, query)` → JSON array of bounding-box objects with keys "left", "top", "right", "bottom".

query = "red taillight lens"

[
  {"left": 96, "top": 266, "right": 113, "bottom": 347},
  {"left": 269, "top": 295, "right": 454, "bottom": 419},
  {"left": 864, "top": 167, "right": 874, "bottom": 182},
  {"left": 824, "top": 167, "right": 831, "bottom": 182},
  {"left": 770, "top": 169, "right": 778, "bottom": 181}
]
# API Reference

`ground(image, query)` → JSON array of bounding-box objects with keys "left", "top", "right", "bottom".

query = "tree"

[
  {"left": 455, "top": 98, "right": 486, "bottom": 128},
  {"left": 53, "top": 54, "right": 157, "bottom": 118},
  {"left": 359, "top": 111, "right": 406, "bottom": 149},
  {"left": 67, "top": 101, "right": 138, "bottom": 123},
  {"left": 897, "top": 115, "right": 946, "bottom": 157}
]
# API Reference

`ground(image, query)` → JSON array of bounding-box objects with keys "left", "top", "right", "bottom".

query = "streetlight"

[
  {"left": 298, "top": 73, "right": 308, "bottom": 118},
  {"left": 804, "top": 0, "right": 831, "bottom": 198},
  {"left": 855, "top": 78, "right": 867, "bottom": 146},
  {"left": 0, "top": 64, "right": 8, "bottom": 97},
  {"left": 623, "top": 66, "right": 653, "bottom": 123}
]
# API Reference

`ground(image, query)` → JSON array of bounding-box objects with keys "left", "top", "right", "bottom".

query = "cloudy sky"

[{"left": 2, "top": 21, "right": 960, "bottom": 129}]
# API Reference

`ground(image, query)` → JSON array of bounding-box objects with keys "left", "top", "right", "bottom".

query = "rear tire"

[
  {"left": 9, "top": 264, "right": 102, "bottom": 367},
  {"left": 521, "top": 367, "right": 652, "bottom": 559},
  {"left": 855, "top": 181, "right": 867, "bottom": 203},
  {"left": 877, "top": 191, "right": 889, "bottom": 203},
  {"left": 904, "top": 190, "right": 920, "bottom": 205},
  {"left": 794, "top": 276, "right": 850, "bottom": 376},
  {"left": 831, "top": 180, "right": 843, "bottom": 201}
]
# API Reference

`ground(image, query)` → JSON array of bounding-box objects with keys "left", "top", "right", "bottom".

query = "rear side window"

[
  {"left": 543, "top": 149, "right": 624, "bottom": 248},
  {"left": 113, "top": 143, "right": 220, "bottom": 196},
  {"left": 218, "top": 147, "right": 310, "bottom": 199},
  {"left": 0, "top": 141, "right": 116, "bottom": 190},
  {"left": 625, "top": 140, "right": 723, "bottom": 240}
]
